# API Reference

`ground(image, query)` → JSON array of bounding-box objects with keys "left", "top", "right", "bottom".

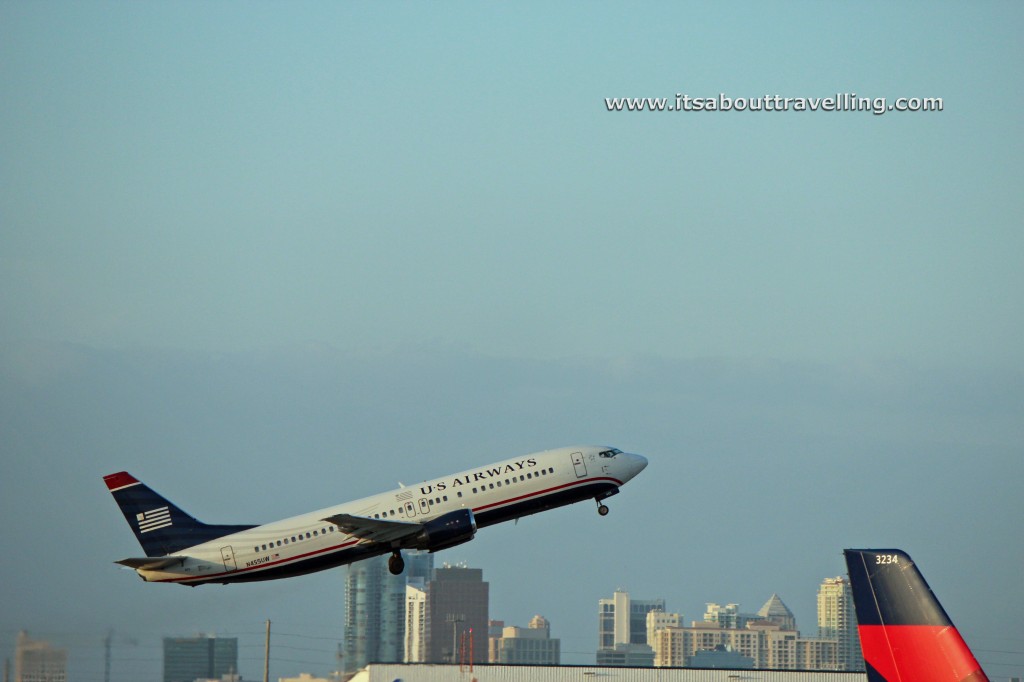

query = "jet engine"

[{"left": 413, "top": 508, "right": 477, "bottom": 552}]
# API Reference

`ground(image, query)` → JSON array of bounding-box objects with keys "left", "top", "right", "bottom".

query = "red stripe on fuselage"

[
  {"left": 156, "top": 539, "right": 362, "bottom": 583},
  {"left": 858, "top": 625, "right": 988, "bottom": 682},
  {"left": 473, "top": 476, "right": 623, "bottom": 513}
]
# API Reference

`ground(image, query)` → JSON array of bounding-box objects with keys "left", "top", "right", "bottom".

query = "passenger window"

[
  {"left": 306, "top": 532, "right": 311, "bottom": 539},
  {"left": 284, "top": 539, "right": 289, "bottom": 545},
  {"left": 497, "top": 481, "right": 502, "bottom": 487},
  {"left": 313, "top": 530, "right": 318, "bottom": 537},
  {"left": 443, "top": 495, "right": 448, "bottom": 501},
  {"left": 472, "top": 487, "right": 478, "bottom": 494},
  {"left": 457, "top": 492, "right": 463, "bottom": 498}
]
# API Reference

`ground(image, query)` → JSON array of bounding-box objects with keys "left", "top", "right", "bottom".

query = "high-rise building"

[
  {"left": 343, "top": 555, "right": 406, "bottom": 676},
  {"left": 795, "top": 638, "right": 838, "bottom": 670},
  {"left": 344, "top": 552, "right": 434, "bottom": 677},
  {"left": 163, "top": 636, "right": 237, "bottom": 682},
  {"left": 646, "top": 611, "right": 682, "bottom": 648},
  {"left": 651, "top": 621, "right": 832, "bottom": 669},
  {"left": 404, "top": 578, "right": 429, "bottom": 663},
  {"left": 702, "top": 603, "right": 763, "bottom": 630},
  {"left": 14, "top": 632, "right": 66, "bottom": 682},
  {"left": 425, "top": 564, "right": 489, "bottom": 664},
  {"left": 597, "top": 590, "right": 662, "bottom": 666},
  {"left": 598, "top": 591, "right": 665, "bottom": 648},
  {"left": 488, "top": 615, "right": 560, "bottom": 664},
  {"left": 757, "top": 594, "right": 798, "bottom": 632},
  {"left": 817, "top": 576, "right": 863, "bottom": 671}
]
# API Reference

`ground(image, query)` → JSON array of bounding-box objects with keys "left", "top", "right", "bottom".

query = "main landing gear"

[
  {"left": 597, "top": 502, "right": 610, "bottom": 516},
  {"left": 388, "top": 551, "right": 405, "bottom": 576}
]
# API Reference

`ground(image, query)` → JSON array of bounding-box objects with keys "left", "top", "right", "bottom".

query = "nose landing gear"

[{"left": 595, "top": 486, "right": 619, "bottom": 516}]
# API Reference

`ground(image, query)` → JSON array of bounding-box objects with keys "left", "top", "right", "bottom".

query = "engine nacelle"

[{"left": 413, "top": 508, "right": 477, "bottom": 552}]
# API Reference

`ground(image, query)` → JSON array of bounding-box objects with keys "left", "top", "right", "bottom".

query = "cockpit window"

[{"left": 598, "top": 448, "right": 623, "bottom": 458}]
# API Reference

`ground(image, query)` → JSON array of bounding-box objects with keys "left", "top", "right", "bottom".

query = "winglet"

[{"left": 844, "top": 548, "right": 989, "bottom": 682}]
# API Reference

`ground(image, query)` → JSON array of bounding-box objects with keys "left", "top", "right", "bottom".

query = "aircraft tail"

[
  {"left": 104, "top": 472, "right": 255, "bottom": 557},
  {"left": 844, "top": 548, "right": 988, "bottom": 682}
]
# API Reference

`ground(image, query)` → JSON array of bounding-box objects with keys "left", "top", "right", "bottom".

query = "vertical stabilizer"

[
  {"left": 844, "top": 548, "right": 988, "bottom": 682},
  {"left": 104, "top": 472, "right": 255, "bottom": 556}
]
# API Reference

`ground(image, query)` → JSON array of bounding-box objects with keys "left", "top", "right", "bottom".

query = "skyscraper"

[
  {"left": 343, "top": 551, "right": 434, "bottom": 677},
  {"left": 163, "top": 636, "right": 237, "bottom": 682},
  {"left": 646, "top": 610, "right": 682, "bottom": 648},
  {"left": 404, "top": 578, "right": 429, "bottom": 663},
  {"left": 14, "top": 632, "right": 66, "bottom": 682},
  {"left": 817, "top": 576, "right": 863, "bottom": 671},
  {"left": 757, "top": 594, "right": 797, "bottom": 632},
  {"left": 425, "top": 564, "right": 489, "bottom": 664},
  {"left": 596, "top": 590, "right": 663, "bottom": 666}
]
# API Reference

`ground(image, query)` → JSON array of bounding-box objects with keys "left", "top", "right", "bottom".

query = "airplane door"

[
  {"left": 220, "top": 546, "right": 237, "bottom": 571},
  {"left": 419, "top": 498, "right": 430, "bottom": 514},
  {"left": 571, "top": 451, "right": 587, "bottom": 478},
  {"left": 404, "top": 501, "right": 417, "bottom": 517}
]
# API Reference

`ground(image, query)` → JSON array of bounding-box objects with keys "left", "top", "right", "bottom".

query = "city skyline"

[{"left": 3, "top": 562, "right": 896, "bottom": 680}]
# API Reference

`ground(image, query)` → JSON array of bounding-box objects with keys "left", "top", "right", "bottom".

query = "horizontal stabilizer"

[
  {"left": 116, "top": 556, "right": 187, "bottom": 570},
  {"left": 323, "top": 513, "right": 421, "bottom": 544}
]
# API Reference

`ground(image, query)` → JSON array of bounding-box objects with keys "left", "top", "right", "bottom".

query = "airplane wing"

[
  {"left": 323, "top": 513, "right": 422, "bottom": 545},
  {"left": 115, "top": 556, "right": 187, "bottom": 570}
]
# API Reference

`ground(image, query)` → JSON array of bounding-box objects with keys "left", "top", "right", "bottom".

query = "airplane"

[
  {"left": 844, "top": 548, "right": 988, "bottom": 682},
  {"left": 105, "top": 445, "right": 647, "bottom": 586}
]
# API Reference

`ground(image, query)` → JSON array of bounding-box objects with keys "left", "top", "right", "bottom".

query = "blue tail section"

[{"left": 104, "top": 472, "right": 256, "bottom": 557}]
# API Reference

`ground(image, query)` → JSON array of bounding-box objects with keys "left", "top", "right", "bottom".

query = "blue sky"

[{"left": 2, "top": 1, "right": 1022, "bottom": 679}]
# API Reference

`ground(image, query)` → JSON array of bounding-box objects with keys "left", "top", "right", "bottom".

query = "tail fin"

[
  {"left": 844, "top": 548, "right": 988, "bottom": 682},
  {"left": 104, "top": 472, "right": 255, "bottom": 557}
]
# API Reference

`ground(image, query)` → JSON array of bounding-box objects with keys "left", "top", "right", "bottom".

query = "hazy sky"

[{"left": 2, "top": 2, "right": 1022, "bottom": 680}]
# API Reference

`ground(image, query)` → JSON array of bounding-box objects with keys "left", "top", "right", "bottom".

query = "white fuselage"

[{"left": 135, "top": 445, "right": 647, "bottom": 584}]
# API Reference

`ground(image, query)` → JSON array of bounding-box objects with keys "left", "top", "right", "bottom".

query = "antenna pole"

[
  {"left": 263, "top": 620, "right": 271, "bottom": 682},
  {"left": 104, "top": 629, "right": 112, "bottom": 682}
]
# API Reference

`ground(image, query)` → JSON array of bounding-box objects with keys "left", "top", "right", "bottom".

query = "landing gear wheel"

[
  {"left": 597, "top": 503, "right": 610, "bottom": 516},
  {"left": 388, "top": 551, "right": 405, "bottom": 575}
]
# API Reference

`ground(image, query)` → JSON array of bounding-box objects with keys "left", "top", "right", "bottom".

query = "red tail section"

[{"left": 844, "top": 549, "right": 988, "bottom": 682}]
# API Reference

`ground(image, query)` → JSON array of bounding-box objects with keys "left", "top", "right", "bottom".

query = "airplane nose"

[{"left": 623, "top": 452, "right": 648, "bottom": 479}]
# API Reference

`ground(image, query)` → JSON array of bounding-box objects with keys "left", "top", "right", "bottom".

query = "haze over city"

[{"left": 2, "top": 2, "right": 1022, "bottom": 681}]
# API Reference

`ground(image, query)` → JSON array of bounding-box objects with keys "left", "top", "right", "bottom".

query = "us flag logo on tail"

[{"left": 137, "top": 506, "right": 172, "bottom": 533}]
